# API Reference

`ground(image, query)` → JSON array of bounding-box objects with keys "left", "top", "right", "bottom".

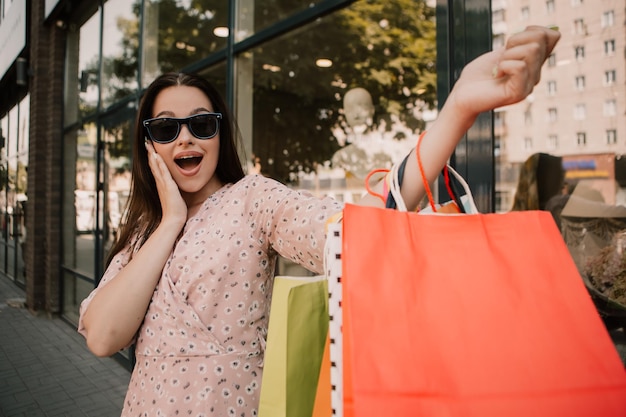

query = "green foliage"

[{"left": 99, "top": 0, "right": 436, "bottom": 183}]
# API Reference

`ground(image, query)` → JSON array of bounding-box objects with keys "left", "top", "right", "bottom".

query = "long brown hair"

[{"left": 107, "top": 73, "right": 245, "bottom": 266}]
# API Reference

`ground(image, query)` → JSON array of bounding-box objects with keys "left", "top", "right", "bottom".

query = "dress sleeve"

[
  {"left": 76, "top": 241, "right": 135, "bottom": 342},
  {"left": 249, "top": 175, "right": 344, "bottom": 274}
]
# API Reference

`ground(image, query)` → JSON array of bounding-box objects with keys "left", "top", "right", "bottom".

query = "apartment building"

[{"left": 493, "top": 0, "right": 626, "bottom": 211}]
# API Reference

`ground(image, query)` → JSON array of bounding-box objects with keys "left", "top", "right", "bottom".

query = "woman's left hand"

[{"left": 448, "top": 25, "right": 561, "bottom": 122}]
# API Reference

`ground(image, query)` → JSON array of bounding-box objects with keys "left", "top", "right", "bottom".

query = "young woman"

[{"left": 79, "top": 26, "right": 560, "bottom": 416}]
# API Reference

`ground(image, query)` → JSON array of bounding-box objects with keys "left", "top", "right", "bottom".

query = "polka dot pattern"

[{"left": 79, "top": 175, "right": 343, "bottom": 416}]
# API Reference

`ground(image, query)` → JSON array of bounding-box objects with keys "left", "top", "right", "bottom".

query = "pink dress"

[{"left": 78, "top": 175, "right": 343, "bottom": 416}]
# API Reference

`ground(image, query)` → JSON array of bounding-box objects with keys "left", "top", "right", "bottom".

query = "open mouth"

[{"left": 175, "top": 155, "right": 203, "bottom": 170}]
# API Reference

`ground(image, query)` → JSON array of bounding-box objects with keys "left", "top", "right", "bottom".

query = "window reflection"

[
  {"left": 101, "top": 111, "right": 133, "bottom": 264},
  {"left": 243, "top": 0, "right": 436, "bottom": 203},
  {"left": 73, "top": 122, "right": 97, "bottom": 277},
  {"left": 235, "top": 0, "right": 325, "bottom": 42},
  {"left": 0, "top": 96, "right": 28, "bottom": 284},
  {"left": 142, "top": 0, "right": 228, "bottom": 88},
  {"left": 78, "top": 11, "right": 101, "bottom": 117},
  {"left": 101, "top": 0, "right": 139, "bottom": 108}
]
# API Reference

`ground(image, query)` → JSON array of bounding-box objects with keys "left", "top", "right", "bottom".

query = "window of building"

[
  {"left": 546, "top": 0, "right": 555, "bottom": 13},
  {"left": 571, "top": 0, "right": 583, "bottom": 6},
  {"left": 548, "top": 134, "right": 558, "bottom": 149},
  {"left": 547, "top": 54, "right": 556, "bottom": 67},
  {"left": 604, "top": 39, "right": 616, "bottom": 56},
  {"left": 574, "top": 103, "right": 586, "bottom": 120},
  {"left": 604, "top": 99, "right": 617, "bottom": 117},
  {"left": 492, "top": 33, "right": 505, "bottom": 49},
  {"left": 520, "top": 6, "right": 529, "bottom": 20},
  {"left": 575, "top": 45, "right": 585, "bottom": 61},
  {"left": 602, "top": 10, "right": 615, "bottom": 28},
  {"left": 548, "top": 107, "right": 557, "bottom": 122},
  {"left": 574, "top": 18, "right": 585, "bottom": 35},
  {"left": 604, "top": 69, "right": 616, "bottom": 85},
  {"left": 606, "top": 129, "right": 617, "bottom": 144},
  {"left": 547, "top": 80, "right": 557, "bottom": 96},
  {"left": 524, "top": 137, "right": 533, "bottom": 150},
  {"left": 493, "top": 9, "right": 505, "bottom": 23},
  {"left": 524, "top": 109, "right": 532, "bottom": 125},
  {"left": 575, "top": 75, "right": 585, "bottom": 91},
  {"left": 576, "top": 131, "right": 586, "bottom": 146}
]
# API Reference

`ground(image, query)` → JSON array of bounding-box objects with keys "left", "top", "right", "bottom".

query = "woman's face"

[{"left": 150, "top": 85, "right": 223, "bottom": 205}]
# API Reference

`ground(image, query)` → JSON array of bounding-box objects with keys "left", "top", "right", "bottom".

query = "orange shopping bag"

[{"left": 340, "top": 156, "right": 626, "bottom": 416}]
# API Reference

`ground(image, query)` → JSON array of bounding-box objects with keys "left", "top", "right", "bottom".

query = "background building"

[{"left": 493, "top": 0, "right": 626, "bottom": 210}]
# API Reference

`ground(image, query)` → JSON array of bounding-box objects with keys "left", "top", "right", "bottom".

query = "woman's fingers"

[{"left": 506, "top": 25, "right": 560, "bottom": 56}]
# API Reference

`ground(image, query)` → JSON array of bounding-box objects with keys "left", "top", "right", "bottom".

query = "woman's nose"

[{"left": 177, "top": 123, "right": 194, "bottom": 143}]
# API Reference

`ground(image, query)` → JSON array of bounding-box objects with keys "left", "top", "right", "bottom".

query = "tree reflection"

[{"left": 100, "top": 0, "right": 435, "bottom": 184}]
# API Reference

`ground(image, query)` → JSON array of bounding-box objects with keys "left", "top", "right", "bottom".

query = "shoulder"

[{"left": 226, "top": 174, "right": 287, "bottom": 196}]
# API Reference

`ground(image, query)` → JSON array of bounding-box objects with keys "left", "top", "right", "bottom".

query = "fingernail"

[
  {"left": 492, "top": 65, "right": 499, "bottom": 78},
  {"left": 547, "top": 25, "right": 559, "bottom": 31}
]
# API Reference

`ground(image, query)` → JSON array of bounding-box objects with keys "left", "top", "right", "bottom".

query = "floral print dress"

[{"left": 78, "top": 175, "right": 343, "bottom": 416}]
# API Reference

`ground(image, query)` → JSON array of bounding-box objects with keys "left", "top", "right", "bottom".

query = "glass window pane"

[
  {"left": 101, "top": 0, "right": 139, "bottom": 108},
  {"left": 142, "top": 0, "right": 228, "bottom": 87},
  {"left": 0, "top": 115, "right": 7, "bottom": 267},
  {"left": 240, "top": 0, "right": 436, "bottom": 203},
  {"left": 65, "top": 122, "right": 97, "bottom": 278},
  {"left": 101, "top": 109, "right": 134, "bottom": 270},
  {"left": 235, "top": 0, "right": 326, "bottom": 41},
  {"left": 15, "top": 95, "right": 28, "bottom": 284},
  {"left": 78, "top": 10, "right": 102, "bottom": 118}
]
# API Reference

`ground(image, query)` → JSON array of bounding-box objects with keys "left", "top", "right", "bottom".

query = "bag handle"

[{"left": 416, "top": 131, "right": 478, "bottom": 214}]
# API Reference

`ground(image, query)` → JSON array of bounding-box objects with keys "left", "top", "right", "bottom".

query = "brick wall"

[{"left": 25, "top": 0, "right": 65, "bottom": 314}]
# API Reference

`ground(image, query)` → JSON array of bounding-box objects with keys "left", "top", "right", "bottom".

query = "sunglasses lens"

[
  {"left": 149, "top": 119, "right": 179, "bottom": 143},
  {"left": 189, "top": 114, "right": 219, "bottom": 138}
]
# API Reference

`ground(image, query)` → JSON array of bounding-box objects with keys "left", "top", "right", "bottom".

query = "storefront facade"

[{"left": 1, "top": 0, "right": 497, "bottom": 364}]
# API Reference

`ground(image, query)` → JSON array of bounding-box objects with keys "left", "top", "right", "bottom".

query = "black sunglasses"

[{"left": 143, "top": 113, "right": 222, "bottom": 144}]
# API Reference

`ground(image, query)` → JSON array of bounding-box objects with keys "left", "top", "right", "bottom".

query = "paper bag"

[
  {"left": 258, "top": 275, "right": 328, "bottom": 417},
  {"left": 341, "top": 203, "right": 626, "bottom": 417}
]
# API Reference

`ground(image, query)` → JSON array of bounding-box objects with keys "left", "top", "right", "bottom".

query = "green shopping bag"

[{"left": 258, "top": 275, "right": 329, "bottom": 417}]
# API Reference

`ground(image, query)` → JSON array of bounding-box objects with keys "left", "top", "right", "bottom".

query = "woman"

[{"left": 79, "top": 26, "right": 560, "bottom": 416}]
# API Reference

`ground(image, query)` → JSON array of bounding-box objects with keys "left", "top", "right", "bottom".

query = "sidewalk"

[
  {"left": 0, "top": 276, "right": 129, "bottom": 417},
  {"left": 1, "top": 274, "right": 625, "bottom": 417}
]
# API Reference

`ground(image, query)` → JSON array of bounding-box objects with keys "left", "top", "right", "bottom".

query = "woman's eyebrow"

[{"left": 153, "top": 107, "right": 212, "bottom": 118}]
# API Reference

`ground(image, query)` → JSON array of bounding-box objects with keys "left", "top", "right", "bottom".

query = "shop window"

[
  {"left": 77, "top": 11, "right": 101, "bottom": 119},
  {"left": 240, "top": 0, "right": 437, "bottom": 200},
  {"left": 101, "top": 0, "right": 139, "bottom": 109},
  {"left": 141, "top": 0, "right": 229, "bottom": 88}
]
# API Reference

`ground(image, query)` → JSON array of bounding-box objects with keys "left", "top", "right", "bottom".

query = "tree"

[{"left": 102, "top": 0, "right": 436, "bottom": 183}]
